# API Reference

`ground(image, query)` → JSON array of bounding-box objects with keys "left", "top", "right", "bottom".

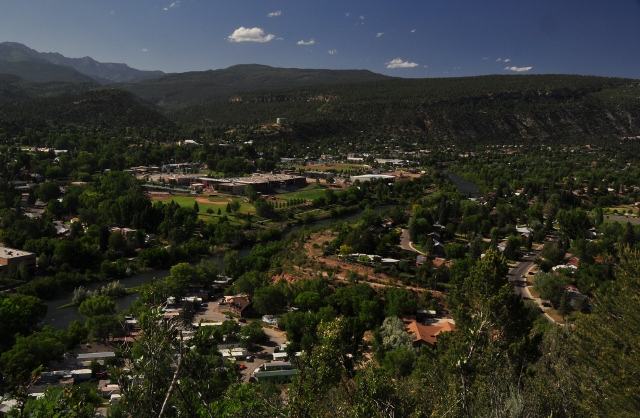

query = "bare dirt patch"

[
  {"left": 195, "top": 197, "right": 230, "bottom": 205},
  {"left": 147, "top": 192, "right": 171, "bottom": 201}
]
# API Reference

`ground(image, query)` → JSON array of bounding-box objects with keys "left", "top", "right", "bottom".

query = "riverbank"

[
  {"left": 442, "top": 170, "right": 483, "bottom": 197},
  {"left": 43, "top": 202, "right": 399, "bottom": 329}
]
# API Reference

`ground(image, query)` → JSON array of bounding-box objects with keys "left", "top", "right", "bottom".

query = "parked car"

[
  {"left": 245, "top": 356, "right": 253, "bottom": 362},
  {"left": 225, "top": 315, "right": 232, "bottom": 319},
  {"left": 238, "top": 318, "right": 247, "bottom": 323}
]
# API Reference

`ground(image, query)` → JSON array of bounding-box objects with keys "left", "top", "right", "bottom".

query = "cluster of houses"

[{"left": 0, "top": 351, "right": 123, "bottom": 413}]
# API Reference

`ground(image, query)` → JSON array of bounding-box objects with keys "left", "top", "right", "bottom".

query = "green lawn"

[
  {"left": 279, "top": 184, "right": 329, "bottom": 201},
  {"left": 153, "top": 195, "right": 257, "bottom": 226}
]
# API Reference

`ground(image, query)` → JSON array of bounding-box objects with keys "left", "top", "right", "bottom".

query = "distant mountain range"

[
  {"left": 2, "top": 42, "right": 640, "bottom": 146},
  {"left": 0, "top": 42, "right": 165, "bottom": 84},
  {"left": 0, "top": 43, "right": 391, "bottom": 109},
  {"left": 116, "top": 64, "right": 392, "bottom": 109}
]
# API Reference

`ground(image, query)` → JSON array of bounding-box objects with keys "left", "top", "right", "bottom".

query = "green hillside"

[
  {"left": 172, "top": 74, "right": 640, "bottom": 144},
  {"left": 0, "top": 82, "right": 174, "bottom": 132},
  {"left": 117, "top": 64, "right": 392, "bottom": 109}
]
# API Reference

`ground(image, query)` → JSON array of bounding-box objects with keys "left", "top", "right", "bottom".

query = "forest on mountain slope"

[{"left": 172, "top": 74, "right": 640, "bottom": 144}]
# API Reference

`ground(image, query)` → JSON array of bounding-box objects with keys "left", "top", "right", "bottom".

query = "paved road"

[
  {"left": 507, "top": 250, "right": 539, "bottom": 296},
  {"left": 604, "top": 215, "right": 640, "bottom": 224},
  {"left": 399, "top": 229, "right": 425, "bottom": 254},
  {"left": 507, "top": 249, "right": 559, "bottom": 323}
]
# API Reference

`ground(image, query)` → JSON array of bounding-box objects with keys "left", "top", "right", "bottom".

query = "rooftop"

[{"left": 0, "top": 246, "right": 34, "bottom": 259}]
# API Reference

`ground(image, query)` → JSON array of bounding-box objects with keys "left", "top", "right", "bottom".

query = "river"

[
  {"left": 443, "top": 170, "right": 482, "bottom": 197},
  {"left": 44, "top": 204, "right": 396, "bottom": 329}
]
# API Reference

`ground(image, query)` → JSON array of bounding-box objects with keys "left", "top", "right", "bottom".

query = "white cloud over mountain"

[
  {"left": 386, "top": 58, "right": 418, "bottom": 68},
  {"left": 228, "top": 27, "right": 275, "bottom": 43}
]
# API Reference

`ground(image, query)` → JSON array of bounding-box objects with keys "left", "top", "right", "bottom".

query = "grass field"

[{"left": 279, "top": 184, "right": 329, "bottom": 201}]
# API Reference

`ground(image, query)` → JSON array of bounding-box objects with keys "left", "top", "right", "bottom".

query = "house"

[
  {"left": 220, "top": 348, "right": 248, "bottom": 360},
  {"left": 262, "top": 315, "right": 278, "bottom": 325},
  {"left": 416, "top": 255, "right": 426, "bottom": 267},
  {"left": 405, "top": 320, "right": 456, "bottom": 347},
  {"left": 228, "top": 296, "right": 253, "bottom": 318},
  {"left": 253, "top": 361, "right": 297, "bottom": 383},
  {"left": 432, "top": 258, "right": 453, "bottom": 268},
  {"left": 101, "top": 385, "right": 120, "bottom": 399}
]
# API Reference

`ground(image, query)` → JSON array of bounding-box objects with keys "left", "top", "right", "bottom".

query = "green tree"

[
  {"left": 557, "top": 208, "right": 590, "bottom": 241},
  {"left": 35, "top": 182, "right": 61, "bottom": 203},
  {"left": 0, "top": 294, "right": 48, "bottom": 352},
  {"left": 254, "top": 285, "right": 287, "bottom": 315},
  {"left": 0, "top": 327, "right": 65, "bottom": 389},
  {"left": 13, "top": 383, "right": 102, "bottom": 418},
  {"left": 566, "top": 249, "right": 640, "bottom": 416},
  {"left": 78, "top": 295, "right": 117, "bottom": 318},
  {"left": 86, "top": 314, "right": 121, "bottom": 342}
]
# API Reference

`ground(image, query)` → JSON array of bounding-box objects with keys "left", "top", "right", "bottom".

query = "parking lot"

[{"left": 193, "top": 299, "right": 288, "bottom": 381}]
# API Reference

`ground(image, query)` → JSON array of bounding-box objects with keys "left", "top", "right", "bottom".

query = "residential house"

[
  {"left": 228, "top": 296, "right": 253, "bottom": 318},
  {"left": 405, "top": 320, "right": 456, "bottom": 347}
]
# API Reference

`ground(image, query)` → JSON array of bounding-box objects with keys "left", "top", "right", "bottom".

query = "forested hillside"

[
  {"left": 117, "top": 64, "right": 392, "bottom": 109},
  {"left": 173, "top": 74, "right": 640, "bottom": 144},
  {"left": 0, "top": 81, "right": 174, "bottom": 134}
]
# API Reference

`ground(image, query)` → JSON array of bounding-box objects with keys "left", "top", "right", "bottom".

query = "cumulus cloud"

[
  {"left": 267, "top": 11, "right": 281, "bottom": 17},
  {"left": 328, "top": 49, "right": 337, "bottom": 54},
  {"left": 142, "top": 48, "right": 148, "bottom": 52},
  {"left": 505, "top": 66, "right": 532, "bottom": 72},
  {"left": 504, "top": 58, "right": 511, "bottom": 62},
  {"left": 297, "top": 39, "right": 315, "bottom": 45},
  {"left": 496, "top": 58, "right": 502, "bottom": 61},
  {"left": 386, "top": 58, "right": 419, "bottom": 68},
  {"left": 376, "top": 32, "right": 384, "bottom": 37},
  {"left": 228, "top": 27, "right": 275, "bottom": 43},
  {"left": 411, "top": 29, "right": 416, "bottom": 33},
  {"left": 360, "top": 15, "right": 365, "bottom": 20}
]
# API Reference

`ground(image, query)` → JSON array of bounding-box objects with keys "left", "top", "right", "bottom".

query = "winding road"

[{"left": 400, "top": 230, "right": 558, "bottom": 323}]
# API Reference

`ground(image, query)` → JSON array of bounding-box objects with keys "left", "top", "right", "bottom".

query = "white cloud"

[
  {"left": 267, "top": 11, "right": 281, "bottom": 17},
  {"left": 297, "top": 39, "right": 315, "bottom": 45},
  {"left": 164, "top": 1, "right": 180, "bottom": 10},
  {"left": 163, "top": 7, "right": 168, "bottom": 10},
  {"left": 110, "top": 10, "right": 115, "bottom": 15},
  {"left": 345, "top": 13, "right": 350, "bottom": 17},
  {"left": 496, "top": 58, "right": 502, "bottom": 61},
  {"left": 386, "top": 58, "right": 419, "bottom": 68},
  {"left": 142, "top": 48, "right": 148, "bottom": 52},
  {"left": 328, "top": 49, "right": 337, "bottom": 54},
  {"left": 360, "top": 15, "right": 365, "bottom": 20},
  {"left": 482, "top": 57, "right": 489, "bottom": 60},
  {"left": 505, "top": 66, "right": 532, "bottom": 72},
  {"left": 376, "top": 32, "right": 384, "bottom": 38},
  {"left": 411, "top": 29, "right": 416, "bottom": 33},
  {"left": 504, "top": 58, "right": 511, "bottom": 62},
  {"left": 228, "top": 27, "right": 275, "bottom": 43}
]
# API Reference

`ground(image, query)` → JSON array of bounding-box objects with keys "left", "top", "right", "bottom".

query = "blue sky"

[{"left": 1, "top": 1, "right": 639, "bottom": 78}]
